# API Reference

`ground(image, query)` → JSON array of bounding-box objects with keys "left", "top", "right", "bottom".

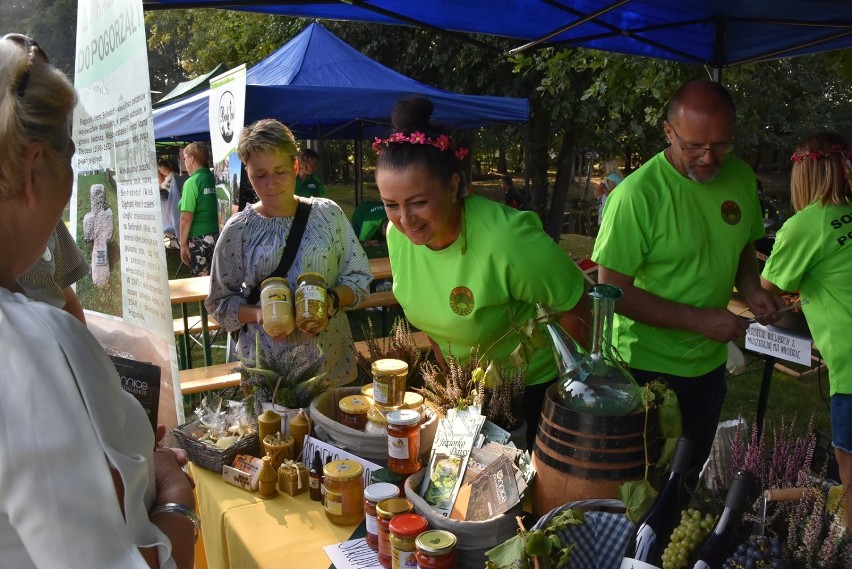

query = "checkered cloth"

[{"left": 531, "top": 499, "right": 634, "bottom": 569}]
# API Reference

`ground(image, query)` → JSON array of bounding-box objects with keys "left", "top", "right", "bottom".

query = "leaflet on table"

[
  {"left": 451, "top": 453, "right": 521, "bottom": 521},
  {"left": 419, "top": 406, "right": 485, "bottom": 517},
  {"left": 323, "top": 538, "right": 382, "bottom": 569},
  {"left": 302, "top": 435, "right": 381, "bottom": 488}
]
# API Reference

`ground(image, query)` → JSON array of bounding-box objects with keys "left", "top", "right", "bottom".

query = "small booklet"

[
  {"left": 419, "top": 407, "right": 485, "bottom": 517},
  {"left": 451, "top": 453, "right": 520, "bottom": 521},
  {"left": 110, "top": 355, "right": 161, "bottom": 432}
]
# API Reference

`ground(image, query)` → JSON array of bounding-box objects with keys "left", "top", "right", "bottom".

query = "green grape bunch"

[{"left": 660, "top": 508, "right": 716, "bottom": 569}]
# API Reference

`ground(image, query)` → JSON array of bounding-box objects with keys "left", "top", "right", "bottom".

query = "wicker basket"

[{"left": 172, "top": 419, "right": 260, "bottom": 473}]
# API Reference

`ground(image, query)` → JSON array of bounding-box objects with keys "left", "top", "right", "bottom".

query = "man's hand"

[
  {"left": 744, "top": 287, "right": 787, "bottom": 326},
  {"left": 699, "top": 307, "right": 750, "bottom": 342}
]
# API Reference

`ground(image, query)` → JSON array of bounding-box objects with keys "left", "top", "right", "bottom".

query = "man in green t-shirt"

[
  {"left": 592, "top": 80, "right": 784, "bottom": 490},
  {"left": 294, "top": 148, "right": 327, "bottom": 198},
  {"left": 178, "top": 142, "right": 219, "bottom": 276}
]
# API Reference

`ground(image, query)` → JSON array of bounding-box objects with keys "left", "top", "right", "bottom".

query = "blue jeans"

[{"left": 831, "top": 393, "right": 852, "bottom": 454}]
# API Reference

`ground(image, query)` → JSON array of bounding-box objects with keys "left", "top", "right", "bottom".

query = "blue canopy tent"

[
  {"left": 152, "top": 23, "right": 529, "bottom": 141},
  {"left": 143, "top": 1, "right": 852, "bottom": 71}
]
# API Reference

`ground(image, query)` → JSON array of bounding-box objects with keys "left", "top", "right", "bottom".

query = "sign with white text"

[{"left": 745, "top": 323, "right": 811, "bottom": 365}]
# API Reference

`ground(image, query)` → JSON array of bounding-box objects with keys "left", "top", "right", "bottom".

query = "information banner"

[
  {"left": 209, "top": 64, "right": 246, "bottom": 227},
  {"left": 745, "top": 323, "right": 812, "bottom": 366},
  {"left": 73, "top": 0, "right": 182, "bottom": 428}
]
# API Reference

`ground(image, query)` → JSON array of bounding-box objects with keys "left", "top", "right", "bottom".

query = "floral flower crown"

[
  {"left": 790, "top": 144, "right": 852, "bottom": 163},
  {"left": 372, "top": 131, "right": 470, "bottom": 161}
]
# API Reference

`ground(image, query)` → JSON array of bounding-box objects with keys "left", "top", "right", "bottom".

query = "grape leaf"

[
  {"left": 485, "top": 533, "right": 528, "bottom": 569},
  {"left": 619, "top": 479, "right": 658, "bottom": 523}
]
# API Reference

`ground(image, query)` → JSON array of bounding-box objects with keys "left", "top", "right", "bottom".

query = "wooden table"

[
  {"left": 188, "top": 463, "right": 362, "bottom": 569},
  {"left": 169, "top": 276, "right": 214, "bottom": 369},
  {"left": 369, "top": 257, "right": 392, "bottom": 280}
]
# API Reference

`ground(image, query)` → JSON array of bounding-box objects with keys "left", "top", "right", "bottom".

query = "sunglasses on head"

[{"left": 3, "top": 33, "right": 48, "bottom": 98}]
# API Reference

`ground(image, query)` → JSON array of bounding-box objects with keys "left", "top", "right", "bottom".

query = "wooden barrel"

[{"left": 531, "top": 384, "right": 658, "bottom": 517}]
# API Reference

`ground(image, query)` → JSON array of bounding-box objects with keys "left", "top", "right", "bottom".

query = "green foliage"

[
  {"left": 619, "top": 479, "right": 659, "bottom": 524},
  {"left": 235, "top": 332, "right": 330, "bottom": 409},
  {"left": 485, "top": 509, "right": 584, "bottom": 569}
]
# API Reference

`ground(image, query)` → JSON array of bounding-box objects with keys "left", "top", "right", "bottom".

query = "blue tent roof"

[
  {"left": 153, "top": 23, "right": 529, "bottom": 140},
  {"left": 143, "top": 1, "right": 852, "bottom": 69}
]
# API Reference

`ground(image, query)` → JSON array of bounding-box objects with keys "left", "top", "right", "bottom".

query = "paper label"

[
  {"left": 373, "top": 381, "right": 389, "bottom": 404},
  {"left": 325, "top": 490, "right": 343, "bottom": 515},
  {"left": 619, "top": 558, "right": 661, "bottom": 569},
  {"left": 745, "top": 323, "right": 811, "bottom": 365},
  {"left": 393, "top": 548, "right": 416, "bottom": 569},
  {"left": 387, "top": 436, "right": 409, "bottom": 459},
  {"left": 365, "top": 513, "right": 378, "bottom": 536}
]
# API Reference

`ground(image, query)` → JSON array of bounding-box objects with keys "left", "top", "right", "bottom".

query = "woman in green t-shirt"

[
  {"left": 374, "top": 96, "right": 589, "bottom": 448},
  {"left": 761, "top": 132, "right": 852, "bottom": 529}
]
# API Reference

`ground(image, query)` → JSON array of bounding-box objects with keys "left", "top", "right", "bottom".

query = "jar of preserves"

[
  {"left": 360, "top": 384, "right": 374, "bottom": 398},
  {"left": 294, "top": 272, "right": 328, "bottom": 334},
  {"left": 260, "top": 277, "right": 295, "bottom": 336},
  {"left": 364, "top": 483, "right": 400, "bottom": 551},
  {"left": 389, "top": 513, "right": 429, "bottom": 569},
  {"left": 371, "top": 359, "right": 407, "bottom": 408},
  {"left": 415, "top": 530, "right": 457, "bottom": 569},
  {"left": 386, "top": 409, "right": 422, "bottom": 475},
  {"left": 376, "top": 497, "right": 413, "bottom": 569},
  {"left": 323, "top": 459, "right": 364, "bottom": 525},
  {"left": 365, "top": 405, "right": 391, "bottom": 436},
  {"left": 402, "top": 391, "right": 425, "bottom": 421},
  {"left": 338, "top": 395, "right": 371, "bottom": 430}
]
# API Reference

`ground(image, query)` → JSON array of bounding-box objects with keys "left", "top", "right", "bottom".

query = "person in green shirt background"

[
  {"left": 761, "top": 132, "right": 852, "bottom": 529},
  {"left": 178, "top": 142, "right": 219, "bottom": 276},
  {"left": 294, "top": 148, "right": 327, "bottom": 198}
]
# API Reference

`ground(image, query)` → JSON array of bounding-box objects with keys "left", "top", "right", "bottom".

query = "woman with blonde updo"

[{"left": 0, "top": 34, "right": 195, "bottom": 567}]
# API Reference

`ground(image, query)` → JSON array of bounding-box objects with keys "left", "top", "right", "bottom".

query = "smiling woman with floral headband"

[{"left": 375, "top": 97, "right": 589, "bottom": 448}]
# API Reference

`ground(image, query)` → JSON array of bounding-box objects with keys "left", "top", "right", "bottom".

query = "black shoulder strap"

[{"left": 246, "top": 198, "right": 313, "bottom": 304}]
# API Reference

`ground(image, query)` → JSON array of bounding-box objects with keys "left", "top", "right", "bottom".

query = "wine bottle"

[
  {"left": 620, "top": 437, "right": 695, "bottom": 569},
  {"left": 690, "top": 469, "right": 755, "bottom": 569}
]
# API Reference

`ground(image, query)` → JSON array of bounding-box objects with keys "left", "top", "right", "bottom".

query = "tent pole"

[
  {"left": 355, "top": 121, "right": 364, "bottom": 206},
  {"left": 523, "top": 122, "right": 530, "bottom": 200}
]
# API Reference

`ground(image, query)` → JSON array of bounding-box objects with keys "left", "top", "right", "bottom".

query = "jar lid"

[
  {"left": 415, "top": 530, "right": 457, "bottom": 555},
  {"left": 364, "top": 482, "right": 400, "bottom": 502},
  {"left": 367, "top": 406, "right": 389, "bottom": 426},
  {"left": 261, "top": 276, "right": 289, "bottom": 288},
  {"left": 339, "top": 395, "right": 370, "bottom": 414},
  {"left": 371, "top": 358, "right": 408, "bottom": 375},
  {"left": 402, "top": 391, "right": 424, "bottom": 409},
  {"left": 263, "top": 433, "right": 293, "bottom": 445},
  {"left": 360, "top": 384, "right": 374, "bottom": 398},
  {"left": 323, "top": 459, "right": 363, "bottom": 480},
  {"left": 386, "top": 409, "right": 420, "bottom": 426},
  {"left": 375, "top": 497, "right": 413, "bottom": 518},
  {"left": 388, "top": 513, "right": 429, "bottom": 537},
  {"left": 296, "top": 271, "right": 325, "bottom": 282}
]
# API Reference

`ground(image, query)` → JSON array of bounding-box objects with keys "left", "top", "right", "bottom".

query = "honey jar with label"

[
  {"left": 371, "top": 359, "right": 407, "bottom": 408},
  {"left": 294, "top": 272, "right": 328, "bottom": 334},
  {"left": 323, "top": 459, "right": 364, "bottom": 525},
  {"left": 386, "top": 409, "right": 422, "bottom": 475},
  {"left": 337, "top": 395, "right": 371, "bottom": 430}
]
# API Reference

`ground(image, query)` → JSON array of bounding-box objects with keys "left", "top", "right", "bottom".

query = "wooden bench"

[
  {"left": 173, "top": 315, "right": 220, "bottom": 336},
  {"left": 178, "top": 331, "right": 431, "bottom": 395}
]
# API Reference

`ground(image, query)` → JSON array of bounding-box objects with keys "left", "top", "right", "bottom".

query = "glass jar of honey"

[
  {"left": 323, "top": 459, "right": 364, "bottom": 525},
  {"left": 371, "top": 359, "right": 408, "bottom": 408},
  {"left": 364, "top": 482, "right": 400, "bottom": 551},
  {"left": 294, "top": 272, "right": 328, "bottom": 334},
  {"left": 376, "top": 497, "right": 413, "bottom": 569},
  {"left": 415, "top": 530, "right": 458, "bottom": 569},
  {"left": 365, "top": 405, "right": 391, "bottom": 436},
  {"left": 260, "top": 277, "right": 295, "bottom": 336},
  {"left": 386, "top": 409, "right": 421, "bottom": 475},
  {"left": 389, "top": 513, "right": 429, "bottom": 569},
  {"left": 402, "top": 391, "right": 425, "bottom": 421},
  {"left": 337, "top": 395, "right": 370, "bottom": 430}
]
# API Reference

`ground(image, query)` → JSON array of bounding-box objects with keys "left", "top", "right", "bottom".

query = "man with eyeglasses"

[{"left": 591, "top": 79, "right": 784, "bottom": 492}]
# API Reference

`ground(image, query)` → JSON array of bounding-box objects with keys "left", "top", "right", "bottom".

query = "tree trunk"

[
  {"left": 526, "top": 96, "right": 551, "bottom": 215},
  {"left": 545, "top": 129, "right": 578, "bottom": 240}
]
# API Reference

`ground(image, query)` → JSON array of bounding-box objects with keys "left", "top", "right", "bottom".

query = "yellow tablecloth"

[{"left": 189, "top": 463, "right": 360, "bottom": 569}]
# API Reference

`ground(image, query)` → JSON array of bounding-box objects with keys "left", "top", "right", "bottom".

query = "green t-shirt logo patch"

[
  {"left": 721, "top": 200, "right": 742, "bottom": 225},
  {"left": 449, "top": 286, "right": 474, "bottom": 316}
]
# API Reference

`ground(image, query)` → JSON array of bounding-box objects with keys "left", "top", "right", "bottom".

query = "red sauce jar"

[
  {"left": 337, "top": 395, "right": 370, "bottom": 430},
  {"left": 389, "top": 513, "right": 429, "bottom": 569},
  {"left": 386, "top": 409, "right": 421, "bottom": 475},
  {"left": 415, "top": 530, "right": 458, "bottom": 569},
  {"left": 375, "top": 497, "right": 413, "bottom": 569},
  {"left": 364, "top": 483, "right": 400, "bottom": 551}
]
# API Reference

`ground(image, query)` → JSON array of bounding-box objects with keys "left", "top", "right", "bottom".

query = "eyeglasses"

[
  {"left": 667, "top": 123, "right": 734, "bottom": 159},
  {"left": 3, "top": 33, "right": 48, "bottom": 98}
]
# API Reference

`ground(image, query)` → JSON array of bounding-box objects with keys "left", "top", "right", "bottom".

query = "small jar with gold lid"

[
  {"left": 337, "top": 395, "right": 371, "bottom": 430},
  {"left": 371, "top": 359, "right": 407, "bottom": 408},
  {"left": 415, "top": 530, "right": 458, "bottom": 569},
  {"left": 364, "top": 404, "right": 391, "bottom": 436},
  {"left": 323, "top": 459, "right": 364, "bottom": 525},
  {"left": 402, "top": 391, "right": 425, "bottom": 421}
]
